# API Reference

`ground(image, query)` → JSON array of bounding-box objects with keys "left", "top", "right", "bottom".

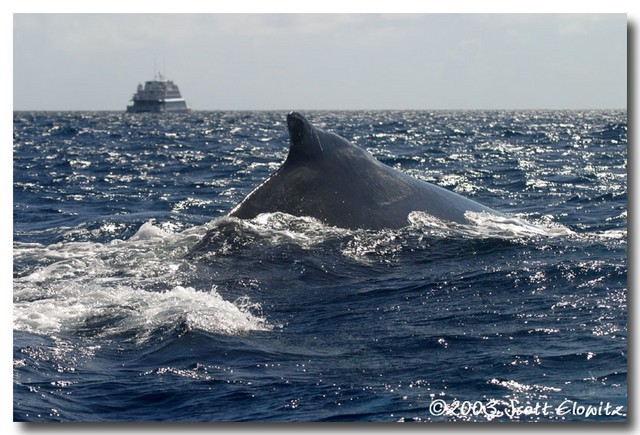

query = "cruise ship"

[{"left": 126, "top": 73, "right": 190, "bottom": 113}]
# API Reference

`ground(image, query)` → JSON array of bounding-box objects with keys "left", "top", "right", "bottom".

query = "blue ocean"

[{"left": 13, "top": 110, "right": 627, "bottom": 422}]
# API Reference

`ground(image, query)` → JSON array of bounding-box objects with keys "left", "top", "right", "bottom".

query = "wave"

[
  {"left": 12, "top": 208, "right": 612, "bottom": 342},
  {"left": 13, "top": 220, "right": 270, "bottom": 342},
  {"left": 188, "top": 213, "right": 349, "bottom": 257},
  {"left": 192, "top": 209, "right": 572, "bottom": 250},
  {"left": 185, "top": 211, "right": 583, "bottom": 269},
  {"left": 13, "top": 284, "right": 270, "bottom": 342}
]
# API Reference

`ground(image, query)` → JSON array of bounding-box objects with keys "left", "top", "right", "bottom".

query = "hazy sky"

[{"left": 13, "top": 13, "right": 627, "bottom": 111}]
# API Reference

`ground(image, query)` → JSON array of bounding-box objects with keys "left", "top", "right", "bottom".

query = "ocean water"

[{"left": 13, "top": 110, "right": 627, "bottom": 422}]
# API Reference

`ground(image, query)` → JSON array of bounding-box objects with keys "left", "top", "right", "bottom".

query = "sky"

[{"left": 12, "top": 13, "right": 627, "bottom": 111}]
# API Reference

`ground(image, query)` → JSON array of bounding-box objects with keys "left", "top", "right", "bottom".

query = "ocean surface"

[{"left": 13, "top": 110, "right": 627, "bottom": 422}]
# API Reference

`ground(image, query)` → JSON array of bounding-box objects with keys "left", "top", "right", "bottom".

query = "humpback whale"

[{"left": 228, "top": 112, "right": 504, "bottom": 230}]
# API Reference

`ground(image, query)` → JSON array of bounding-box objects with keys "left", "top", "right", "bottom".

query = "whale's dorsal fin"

[{"left": 286, "top": 111, "right": 324, "bottom": 163}]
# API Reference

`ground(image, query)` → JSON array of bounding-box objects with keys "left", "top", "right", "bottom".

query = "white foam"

[
  {"left": 14, "top": 283, "right": 270, "bottom": 341},
  {"left": 408, "top": 211, "right": 574, "bottom": 239},
  {"left": 13, "top": 220, "right": 270, "bottom": 340},
  {"left": 463, "top": 211, "right": 573, "bottom": 238},
  {"left": 228, "top": 212, "right": 349, "bottom": 248},
  {"left": 595, "top": 229, "right": 627, "bottom": 240},
  {"left": 128, "top": 220, "right": 171, "bottom": 241}
]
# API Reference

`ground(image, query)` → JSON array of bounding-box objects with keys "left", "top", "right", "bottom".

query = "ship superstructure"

[{"left": 126, "top": 73, "right": 190, "bottom": 113}]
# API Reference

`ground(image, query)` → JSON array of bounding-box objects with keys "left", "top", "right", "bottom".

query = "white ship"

[{"left": 126, "top": 73, "right": 190, "bottom": 113}]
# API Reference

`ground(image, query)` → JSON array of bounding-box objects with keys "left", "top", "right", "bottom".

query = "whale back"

[{"left": 228, "top": 112, "right": 502, "bottom": 230}]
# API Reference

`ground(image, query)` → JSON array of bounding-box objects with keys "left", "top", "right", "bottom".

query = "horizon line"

[{"left": 12, "top": 107, "right": 629, "bottom": 112}]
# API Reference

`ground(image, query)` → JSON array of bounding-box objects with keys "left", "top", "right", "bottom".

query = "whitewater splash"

[
  {"left": 408, "top": 211, "right": 574, "bottom": 239},
  {"left": 13, "top": 284, "right": 271, "bottom": 341},
  {"left": 195, "top": 208, "right": 573, "bottom": 251},
  {"left": 13, "top": 221, "right": 271, "bottom": 342},
  {"left": 13, "top": 211, "right": 598, "bottom": 341}
]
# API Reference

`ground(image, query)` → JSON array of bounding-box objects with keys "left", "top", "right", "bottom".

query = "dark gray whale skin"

[{"left": 228, "top": 112, "right": 503, "bottom": 230}]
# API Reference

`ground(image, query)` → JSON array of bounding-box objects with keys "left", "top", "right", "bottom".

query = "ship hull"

[{"left": 126, "top": 100, "right": 190, "bottom": 113}]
